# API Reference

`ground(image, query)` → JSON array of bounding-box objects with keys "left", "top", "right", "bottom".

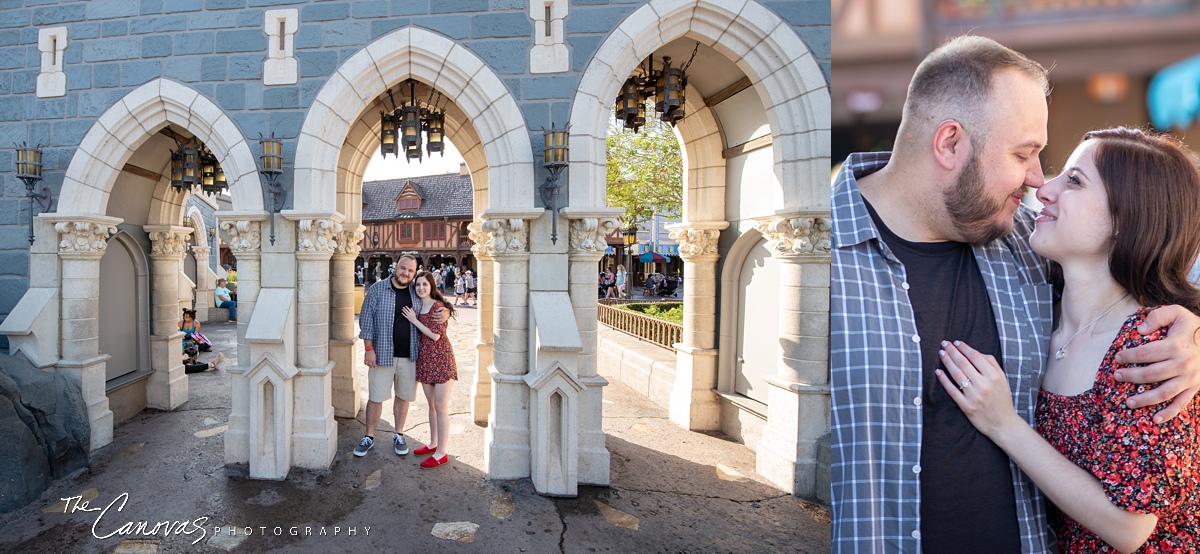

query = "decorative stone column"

[
  {"left": 468, "top": 221, "right": 495, "bottom": 424},
  {"left": 480, "top": 212, "right": 541, "bottom": 479},
  {"left": 221, "top": 218, "right": 263, "bottom": 465},
  {"left": 54, "top": 218, "right": 119, "bottom": 451},
  {"left": 331, "top": 224, "right": 365, "bottom": 419},
  {"left": 290, "top": 216, "right": 342, "bottom": 469},
  {"left": 753, "top": 215, "right": 831, "bottom": 498},
  {"left": 665, "top": 221, "right": 728, "bottom": 431},
  {"left": 565, "top": 214, "right": 619, "bottom": 485},
  {"left": 144, "top": 225, "right": 193, "bottom": 410},
  {"left": 191, "top": 244, "right": 213, "bottom": 322}
]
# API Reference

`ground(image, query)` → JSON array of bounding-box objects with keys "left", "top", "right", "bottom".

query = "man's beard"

[{"left": 943, "top": 153, "right": 1020, "bottom": 245}]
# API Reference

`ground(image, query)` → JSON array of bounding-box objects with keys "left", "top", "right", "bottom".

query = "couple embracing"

[
  {"left": 355, "top": 254, "right": 459, "bottom": 469},
  {"left": 833, "top": 36, "right": 1200, "bottom": 552}
]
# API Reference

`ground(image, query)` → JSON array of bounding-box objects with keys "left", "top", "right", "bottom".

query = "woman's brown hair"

[
  {"left": 1085, "top": 127, "right": 1200, "bottom": 313},
  {"left": 415, "top": 270, "right": 456, "bottom": 319}
]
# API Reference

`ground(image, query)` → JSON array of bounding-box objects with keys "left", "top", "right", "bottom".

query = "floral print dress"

[
  {"left": 415, "top": 308, "right": 457, "bottom": 384},
  {"left": 1035, "top": 307, "right": 1200, "bottom": 553}
]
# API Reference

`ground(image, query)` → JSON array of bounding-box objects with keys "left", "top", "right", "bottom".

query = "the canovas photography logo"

[{"left": 60, "top": 492, "right": 371, "bottom": 545}]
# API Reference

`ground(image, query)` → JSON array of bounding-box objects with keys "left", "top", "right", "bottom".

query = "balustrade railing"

[{"left": 597, "top": 300, "right": 682, "bottom": 350}]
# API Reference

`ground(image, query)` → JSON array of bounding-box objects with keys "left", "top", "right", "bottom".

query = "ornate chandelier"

[
  {"left": 169, "top": 135, "right": 227, "bottom": 196},
  {"left": 380, "top": 79, "right": 446, "bottom": 163},
  {"left": 615, "top": 43, "right": 698, "bottom": 132}
]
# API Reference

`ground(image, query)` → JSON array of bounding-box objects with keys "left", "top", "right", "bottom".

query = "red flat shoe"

[
  {"left": 413, "top": 445, "right": 436, "bottom": 456},
  {"left": 420, "top": 454, "right": 448, "bottom": 469}
]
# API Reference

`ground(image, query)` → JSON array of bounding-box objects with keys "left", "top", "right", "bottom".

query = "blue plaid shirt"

[
  {"left": 359, "top": 279, "right": 423, "bottom": 366},
  {"left": 831, "top": 152, "right": 1057, "bottom": 553}
]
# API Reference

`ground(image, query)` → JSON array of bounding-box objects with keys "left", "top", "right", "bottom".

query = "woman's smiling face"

[{"left": 1030, "top": 139, "right": 1114, "bottom": 264}]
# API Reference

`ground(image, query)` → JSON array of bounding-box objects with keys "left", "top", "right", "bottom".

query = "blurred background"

[{"left": 832, "top": 0, "right": 1200, "bottom": 178}]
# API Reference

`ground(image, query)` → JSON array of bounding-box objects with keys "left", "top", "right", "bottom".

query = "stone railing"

[{"left": 597, "top": 300, "right": 682, "bottom": 351}]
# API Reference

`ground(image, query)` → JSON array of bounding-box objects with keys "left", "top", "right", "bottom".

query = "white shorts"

[{"left": 368, "top": 357, "right": 416, "bottom": 403}]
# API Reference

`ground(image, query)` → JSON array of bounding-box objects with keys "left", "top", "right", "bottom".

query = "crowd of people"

[{"left": 360, "top": 262, "right": 477, "bottom": 308}]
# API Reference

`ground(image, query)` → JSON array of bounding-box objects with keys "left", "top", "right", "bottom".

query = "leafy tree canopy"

[{"left": 606, "top": 104, "right": 683, "bottom": 227}]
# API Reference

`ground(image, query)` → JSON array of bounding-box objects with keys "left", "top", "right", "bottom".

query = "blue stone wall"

[{"left": 0, "top": 0, "right": 829, "bottom": 344}]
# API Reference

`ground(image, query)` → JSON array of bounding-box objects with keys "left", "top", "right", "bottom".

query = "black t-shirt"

[
  {"left": 866, "top": 201, "right": 1021, "bottom": 553},
  {"left": 392, "top": 280, "right": 413, "bottom": 359}
]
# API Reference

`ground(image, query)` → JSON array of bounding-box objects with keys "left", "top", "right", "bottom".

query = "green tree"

[{"left": 606, "top": 104, "right": 683, "bottom": 225}]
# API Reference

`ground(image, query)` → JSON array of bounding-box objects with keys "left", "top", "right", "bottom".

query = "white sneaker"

[{"left": 209, "top": 352, "right": 224, "bottom": 370}]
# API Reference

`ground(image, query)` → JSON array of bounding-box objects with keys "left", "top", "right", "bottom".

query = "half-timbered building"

[{"left": 357, "top": 165, "right": 475, "bottom": 282}]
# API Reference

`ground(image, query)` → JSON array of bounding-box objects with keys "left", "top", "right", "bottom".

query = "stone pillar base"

[
  {"left": 668, "top": 345, "right": 721, "bottom": 431},
  {"left": 58, "top": 354, "right": 114, "bottom": 451},
  {"left": 225, "top": 369, "right": 249, "bottom": 464},
  {"left": 578, "top": 376, "right": 610, "bottom": 485},
  {"left": 330, "top": 339, "right": 360, "bottom": 419},
  {"left": 755, "top": 377, "right": 830, "bottom": 498},
  {"left": 147, "top": 333, "right": 188, "bottom": 410},
  {"left": 471, "top": 340, "right": 493, "bottom": 425},
  {"left": 484, "top": 369, "right": 530, "bottom": 479},
  {"left": 291, "top": 366, "right": 337, "bottom": 469}
]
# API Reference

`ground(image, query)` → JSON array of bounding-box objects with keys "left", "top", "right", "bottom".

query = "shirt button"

[
  {"left": 913, "top": 396, "right": 922, "bottom": 406},
  {"left": 912, "top": 465, "right": 921, "bottom": 474},
  {"left": 911, "top": 334, "right": 920, "bottom": 343},
  {"left": 912, "top": 530, "right": 921, "bottom": 539},
  {"left": 902, "top": 282, "right": 910, "bottom": 290}
]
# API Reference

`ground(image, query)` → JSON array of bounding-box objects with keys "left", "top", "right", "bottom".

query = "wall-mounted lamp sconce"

[
  {"left": 539, "top": 124, "right": 569, "bottom": 244},
  {"left": 208, "top": 226, "right": 217, "bottom": 247},
  {"left": 258, "top": 133, "right": 285, "bottom": 245},
  {"left": 14, "top": 143, "right": 53, "bottom": 245}
]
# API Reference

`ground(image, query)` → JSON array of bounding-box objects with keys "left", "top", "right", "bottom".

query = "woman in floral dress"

[
  {"left": 401, "top": 271, "right": 458, "bottom": 469},
  {"left": 937, "top": 128, "right": 1200, "bottom": 552}
]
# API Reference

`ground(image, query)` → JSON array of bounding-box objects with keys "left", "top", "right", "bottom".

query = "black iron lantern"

[
  {"left": 258, "top": 133, "right": 285, "bottom": 245},
  {"left": 539, "top": 124, "right": 570, "bottom": 244},
  {"left": 620, "top": 43, "right": 699, "bottom": 131},
  {"left": 15, "top": 142, "right": 52, "bottom": 244},
  {"left": 180, "top": 142, "right": 200, "bottom": 187},
  {"left": 380, "top": 110, "right": 399, "bottom": 157},
  {"left": 169, "top": 147, "right": 185, "bottom": 188},
  {"left": 425, "top": 110, "right": 445, "bottom": 156}
]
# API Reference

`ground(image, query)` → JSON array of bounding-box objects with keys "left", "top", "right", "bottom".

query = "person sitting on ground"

[
  {"left": 215, "top": 278, "right": 237, "bottom": 322},
  {"left": 180, "top": 308, "right": 222, "bottom": 372}
]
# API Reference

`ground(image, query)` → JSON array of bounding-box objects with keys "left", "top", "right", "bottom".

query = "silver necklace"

[{"left": 1054, "top": 293, "right": 1130, "bottom": 361}]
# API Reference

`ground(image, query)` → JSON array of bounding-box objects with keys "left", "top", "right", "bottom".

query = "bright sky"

[{"left": 361, "top": 139, "right": 466, "bottom": 181}]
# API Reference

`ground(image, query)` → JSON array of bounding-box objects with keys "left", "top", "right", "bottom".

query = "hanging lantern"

[
  {"left": 425, "top": 110, "right": 444, "bottom": 156},
  {"left": 212, "top": 162, "right": 227, "bottom": 194},
  {"left": 617, "top": 76, "right": 641, "bottom": 123},
  {"left": 170, "top": 147, "right": 185, "bottom": 190},
  {"left": 178, "top": 141, "right": 200, "bottom": 188},
  {"left": 380, "top": 110, "right": 399, "bottom": 157}
]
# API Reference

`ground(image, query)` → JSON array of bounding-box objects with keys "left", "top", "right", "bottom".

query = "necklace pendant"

[{"left": 1055, "top": 348, "right": 1066, "bottom": 360}]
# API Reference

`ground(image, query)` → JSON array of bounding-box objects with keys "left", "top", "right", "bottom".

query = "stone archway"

[
  {"left": 567, "top": 0, "right": 831, "bottom": 497},
  {"left": 284, "top": 26, "right": 549, "bottom": 482},
  {"left": 12, "top": 78, "right": 264, "bottom": 452}
]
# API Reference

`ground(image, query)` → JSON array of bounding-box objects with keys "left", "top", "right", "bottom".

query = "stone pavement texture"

[{"left": 0, "top": 307, "right": 830, "bottom": 553}]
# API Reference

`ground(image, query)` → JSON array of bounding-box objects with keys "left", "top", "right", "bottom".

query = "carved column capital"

[
  {"left": 221, "top": 220, "right": 262, "bottom": 255},
  {"left": 668, "top": 227, "right": 722, "bottom": 262},
  {"left": 147, "top": 228, "right": 192, "bottom": 258},
  {"left": 334, "top": 224, "right": 366, "bottom": 257},
  {"left": 297, "top": 218, "right": 342, "bottom": 257},
  {"left": 479, "top": 217, "right": 531, "bottom": 257},
  {"left": 755, "top": 216, "right": 831, "bottom": 259},
  {"left": 567, "top": 217, "right": 619, "bottom": 260},
  {"left": 467, "top": 221, "right": 492, "bottom": 261},
  {"left": 55, "top": 221, "right": 117, "bottom": 257},
  {"left": 190, "top": 244, "right": 211, "bottom": 257}
]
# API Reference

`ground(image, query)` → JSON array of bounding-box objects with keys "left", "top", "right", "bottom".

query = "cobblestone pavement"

[{"left": 0, "top": 306, "right": 830, "bottom": 553}]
